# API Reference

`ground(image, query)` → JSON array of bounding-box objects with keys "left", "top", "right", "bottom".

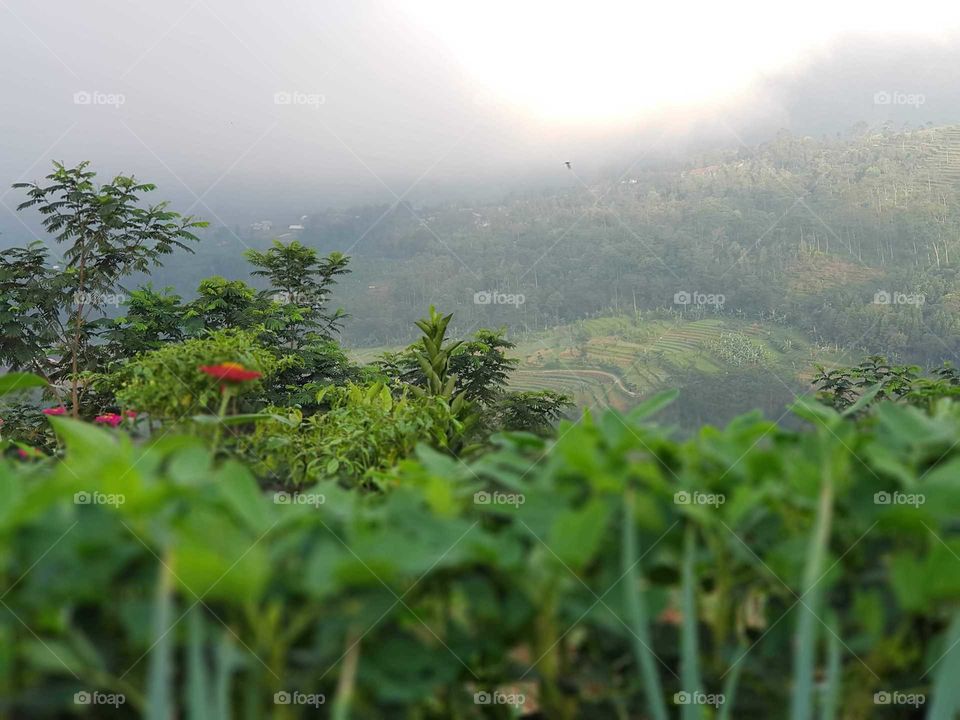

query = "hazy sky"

[{"left": 1, "top": 0, "right": 959, "bottom": 240}]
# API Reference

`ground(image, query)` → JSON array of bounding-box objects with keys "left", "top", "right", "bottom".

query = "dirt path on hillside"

[{"left": 512, "top": 368, "right": 638, "bottom": 397}]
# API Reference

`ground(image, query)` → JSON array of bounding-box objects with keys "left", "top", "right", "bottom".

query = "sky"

[{"left": 1, "top": 0, "right": 960, "bottom": 241}]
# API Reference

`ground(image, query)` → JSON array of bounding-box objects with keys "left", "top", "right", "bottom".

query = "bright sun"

[{"left": 403, "top": 0, "right": 960, "bottom": 124}]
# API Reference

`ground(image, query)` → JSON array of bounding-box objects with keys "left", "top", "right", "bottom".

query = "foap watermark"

[
  {"left": 674, "top": 691, "right": 725, "bottom": 707},
  {"left": 674, "top": 490, "right": 725, "bottom": 508},
  {"left": 273, "top": 491, "right": 326, "bottom": 507},
  {"left": 273, "top": 491, "right": 327, "bottom": 507},
  {"left": 75, "top": 491, "right": 125, "bottom": 507},
  {"left": 673, "top": 290, "right": 725, "bottom": 308},
  {"left": 73, "top": 291, "right": 126, "bottom": 308},
  {"left": 474, "top": 691, "right": 525, "bottom": 708},
  {"left": 274, "top": 90, "right": 325, "bottom": 109},
  {"left": 874, "top": 91, "right": 925, "bottom": 108},
  {"left": 474, "top": 290, "right": 525, "bottom": 307},
  {"left": 474, "top": 490, "right": 525, "bottom": 508},
  {"left": 74, "top": 691, "right": 126, "bottom": 708},
  {"left": 873, "top": 290, "right": 925, "bottom": 306},
  {"left": 272, "top": 291, "right": 320, "bottom": 305},
  {"left": 273, "top": 691, "right": 325, "bottom": 707},
  {"left": 874, "top": 691, "right": 925, "bottom": 708},
  {"left": 874, "top": 491, "right": 925, "bottom": 508},
  {"left": 73, "top": 90, "right": 126, "bottom": 108}
]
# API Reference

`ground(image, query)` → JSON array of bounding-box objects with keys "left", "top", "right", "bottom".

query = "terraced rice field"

[
  {"left": 511, "top": 316, "right": 823, "bottom": 411},
  {"left": 348, "top": 315, "right": 831, "bottom": 414}
]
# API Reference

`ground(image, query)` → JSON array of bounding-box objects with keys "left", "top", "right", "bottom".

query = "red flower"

[
  {"left": 94, "top": 413, "right": 123, "bottom": 427},
  {"left": 124, "top": 410, "right": 138, "bottom": 419},
  {"left": 198, "top": 362, "right": 262, "bottom": 383},
  {"left": 42, "top": 407, "right": 66, "bottom": 416},
  {"left": 17, "top": 447, "right": 41, "bottom": 460}
]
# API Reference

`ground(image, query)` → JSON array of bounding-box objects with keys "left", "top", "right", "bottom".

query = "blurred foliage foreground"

[{"left": 3, "top": 375, "right": 960, "bottom": 719}]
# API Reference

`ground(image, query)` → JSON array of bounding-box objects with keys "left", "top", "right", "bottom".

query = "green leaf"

[
  {"left": 0, "top": 372, "right": 47, "bottom": 396},
  {"left": 791, "top": 397, "right": 841, "bottom": 429},
  {"left": 627, "top": 388, "right": 679, "bottom": 422},
  {"left": 190, "top": 413, "right": 297, "bottom": 427},
  {"left": 927, "top": 611, "right": 960, "bottom": 720},
  {"left": 217, "top": 462, "right": 271, "bottom": 533},
  {"left": 840, "top": 382, "right": 883, "bottom": 417},
  {"left": 547, "top": 498, "right": 610, "bottom": 569}
]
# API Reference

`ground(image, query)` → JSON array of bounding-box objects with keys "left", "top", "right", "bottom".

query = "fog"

[{"left": 1, "top": 0, "right": 959, "bottom": 241}]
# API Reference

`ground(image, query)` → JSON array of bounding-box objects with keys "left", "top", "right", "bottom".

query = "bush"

[
  {"left": 4, "top": 390, "right": 960, "bottom": 718},
  {"left": 238, "top": 382, "right": 462, "bottom": 488},
  {"left": 105, "top": 329, "right": 276, "bottom": 419}
]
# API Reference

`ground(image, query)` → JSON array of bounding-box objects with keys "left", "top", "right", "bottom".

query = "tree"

[
  {"left": 244, "top": 241, "right": 350, "bottom": 347},
  {"left": 103, "top": 284, "right": 187, "bottom": 358},
  {"left": 449, "top": 328, "right": 517, "bottom": 404},
  {"left": 13, "top": 162, "right": 206, "bottom": 416},
  {"left": 0, "top": 241, "right": 69, "bottom": 381},
  {"left": 185, "top": 276, "right": 264, "bottom": 333}
]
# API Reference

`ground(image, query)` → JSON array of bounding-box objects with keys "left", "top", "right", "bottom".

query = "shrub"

[
  {"left": 105, "top": 329, "right": 276, "bottom": 419},
  {"left": 4, "top": 388, "right": 960, "bottom": 718}
]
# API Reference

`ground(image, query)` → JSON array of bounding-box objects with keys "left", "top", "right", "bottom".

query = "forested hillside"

[{"left": 137, "top": 125, "right": 960, "bottom": 369}]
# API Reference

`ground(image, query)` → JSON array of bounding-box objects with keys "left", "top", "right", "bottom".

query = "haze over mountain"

[{"left": 2, "top": 0, "right": 960, "bottom": 243}]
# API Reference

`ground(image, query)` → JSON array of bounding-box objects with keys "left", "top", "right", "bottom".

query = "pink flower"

[
  {"left": 94, "top": 413, "right": 123, "bottom": 427},
  {"left": 42, "top": 407, "right": 66, "bottom": 416},
  {"left": 17, "top": 447, "right": 41, "bottom": 460}
]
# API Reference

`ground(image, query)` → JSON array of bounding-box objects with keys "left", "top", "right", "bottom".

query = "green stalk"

[
  {"left": 146, "top": 549, "right": 175, "bottom": 720},
  {"left": 718, "top": 652, "right": 745, "bottom": 720},
  {"left": 332, "top": 627, "right": 361, "bottom": 720},
  {"left": 818, "top": 613, "right": 841, "bottom": 720},
  {"left": 531, "top": 587, "right": 574, "bottom": 719},
  {"left": 790, "top": 461, "right": 834, "bottom": 720},
  {"left": 210, "top": 388, "right": 233, "bottom": 456},
  {"left": 622, "top": 488, "right": 668, "bottom": 720},
  {"left": 186, "top": 606, "right": 211, "bottom": 720},
  {"left": 680, "top": 523, "right": 701, "bottom": 720}
]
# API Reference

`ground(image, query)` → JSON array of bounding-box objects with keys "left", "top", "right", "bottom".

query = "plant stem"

[
  {"left": 622, "top": 488, "right": 668, "bottom": 720},
  {"left": 210, "top": 388, "right": 232, "bottom": 456},
  {"left": 332, "top": 627, "right": 361, "bottom": 720},
  {"left": 680, "top": 523, "right": 701, "bottom": 720},
  {"left": 790, "top": 459, "right": 834, "bottom": 720}
]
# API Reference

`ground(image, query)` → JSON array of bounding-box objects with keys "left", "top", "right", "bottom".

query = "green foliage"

[
  {"left": 10, "top": 161, "right": 206, "bottom": 415},
  {"left": 265, "top": 340, "right": 360, "bottom": 409},
  {"left": 103, "top": 284, "right": 187, "bottom": 358},
  {"left": 107, "top": 329, "right": 276, "bottom": 418},
  {"left": 244, "top": 241, "right": 350, "bottom": 345},
  {"left": 0, "top": 242, "right": 70, "bottom": 374},
  {"left": 815, "top": 355, "right": 960, "bottom": 412},
  {"left": 239, "top": 382, "right": 461, "bottom": 488},
  {"left": 185, "top": 276, "right": 266, "bottom": 333},
  {"left": 449, "top": 328, "right": 518, "bottom": 404},
  {"left": 491, "top": 389, "right": 572, "bottom": 435},
  {"left": 5, "top": 380, "right": 960, "bottom": 717}
]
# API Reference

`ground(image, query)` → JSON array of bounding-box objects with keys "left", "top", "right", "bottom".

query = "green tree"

[
  {"left": 449, "top": 328, "right": 517, "bottom": 404},
  {"left": 244, "top": 241, "right": 350, "bottom": 347},
  {"left": 0, "top": 241, "right": 69, "bottom": 382},
  {"left": 185, "top": 277, "right": 265, "bottom": 333},
  {"left": 103, "top": 284, "right": 186, "bottom": 358},
  {"left": 13, "top": 161, "right": 206, "bottom": 416}
]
